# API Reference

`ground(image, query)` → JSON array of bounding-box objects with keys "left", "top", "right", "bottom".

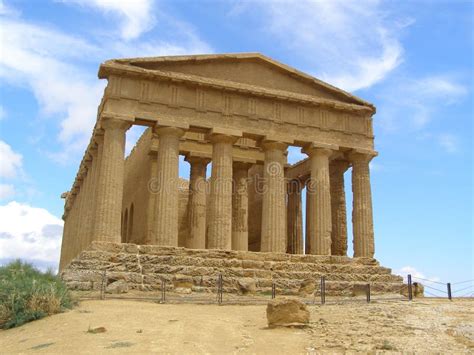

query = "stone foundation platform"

[{"left": 61, "top": 242, "right": 405, "bottom": 296}]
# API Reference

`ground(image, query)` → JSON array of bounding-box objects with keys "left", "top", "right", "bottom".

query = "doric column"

[
  {"left": 232, "top": 162, "right": 251, "bottom": 251},
  {"left": 208, "top": 134, "right": 235, "bottom": 249},
  {"left": 93, "top": 118, "right": 129, "bottom": 242},
  {"left": 261, "top": 141, "right": 287, "bottom": 253},
  {"left": 152, "top": 126, "right": 185, "bottom": 246},
  {"left": 90, "top": 134, "right": 104, "bottom": 241},
  {"left": 305, "top": 181, "right": 312, "bottom": 254},
  {"left": 306, "top": 145, "right": 335, "bottom": 255},
  {"left": 287, "top": 179, "right": 303, "bottom": 254},
  {"left": 349, "top": 151, "right": 376, "bottom": 258},
  {"left": 145, "top": 132, "right": 159, "bottom": 245},
  {"left": 330, "top": 160, "right": 349, "bottom": 256},
  {"left": 185, "top": 155, "right": 210, "bottom": 249}
]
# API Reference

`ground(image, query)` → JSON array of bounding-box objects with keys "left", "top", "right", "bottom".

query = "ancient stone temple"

[{"left": 60, "top": 53, "right": 403, "bottom": 295}]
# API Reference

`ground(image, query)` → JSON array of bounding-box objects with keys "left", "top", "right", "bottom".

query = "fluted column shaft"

[
  {"left": 93, "top": 118, "right": 129, "bottom": 242},
  {"left": 186, "top": 156, "right": 210, "bottom": 249},
  {"left": 350, "top": 152, "right": 375, "bottom": 257},
  {"left": 261, "top": 141, "right": 287, "bottom": 253},
  {"left": 232, "top": 162, "right": 250, "bottom": 251},
  {"left": 287, "top": 179, "right": 303, "bottom": 254},
  {"left": 145, "top": 133, "right": 159, "bottom": 245},
  {"left": 153, "top": 127, "right": 184, "bottom": 246},
  {"left": 330, "top": 160, "right": 349, "bottom": 256},
  {"left": 208, "top": 134, "right": 234, "bottom": 249},
  {"left": 305, "top": 182, "right": 312, "bottom": 254},
  {"left": 307, "top": 147, "right": 333, "bottom": 255}
]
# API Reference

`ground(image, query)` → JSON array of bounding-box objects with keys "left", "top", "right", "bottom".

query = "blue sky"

[{"left": 0, "top": 0, "right": 472, "bottom": 290}]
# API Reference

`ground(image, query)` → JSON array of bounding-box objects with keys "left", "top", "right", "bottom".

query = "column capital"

[
  {"left": 185, "top": 154, "right": 211, "bottom": 166},
  {"left": 261, "top": 140, "right": 287, "bottom": 152},
  {"left": 330, "top": 159, "right": 350, "bottom": 174},
  {"left": 348, "top": 149, "right": 378, "bottom": 163},
  {"left": 100, "top": 117, "right": 131, "bottom": 131},
  {"left": 154, "top": 125, "right": 185, "bottom": 138},
  {"left": 303, "top": 142, "right": 338, "bottom": 157}
]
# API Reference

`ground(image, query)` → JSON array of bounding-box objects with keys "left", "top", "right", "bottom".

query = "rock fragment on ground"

[{"left": 266, "top": 298, "right": 310, "bottom": 327}]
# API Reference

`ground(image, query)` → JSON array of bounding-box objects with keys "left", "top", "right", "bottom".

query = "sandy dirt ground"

[{"left": 1, "top": 298, "right": 473, "bottom": 354}]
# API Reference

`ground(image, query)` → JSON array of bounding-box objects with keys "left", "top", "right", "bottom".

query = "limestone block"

[
  {"left": 106, "top": 280, "right": 129, "bottom": 294},
  {"left": 298, "top": 279, "right": 316, "bottom": 296},
  {"left": 266, "top": 298, "right": 310, "bottom": 327},
  {"left": 237, "top": 278, "right": 257, "bottom": 294}
]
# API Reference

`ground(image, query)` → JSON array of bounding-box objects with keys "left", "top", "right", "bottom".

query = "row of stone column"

[
  {"left": 62, "top": 117, "right": 375, "bottom": 269},
  {"left": 287, "top": 152, "right": 375, "bottom": 257}
]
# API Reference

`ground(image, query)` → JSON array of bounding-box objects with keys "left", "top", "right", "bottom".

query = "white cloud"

[
  {"left": 438, "top": 133, "right": 458, "bottom": 153},
  {"left": 0, "top": 201, "right": 63, "bottom": 271},
  {"left": 0, "top": 4, "right": 211, "bottom": 164},
  {"left": 0, "top": 183, "right": 15, "bottom": 200},
  {"left": 0, "top": 140, "right": 22, "bottom": 179},
  {"left": 239, "top": 0, "right": 408, "bottom": 91},
  {"left": 61, "top": 0, "right": 156, "bottom": 40}
]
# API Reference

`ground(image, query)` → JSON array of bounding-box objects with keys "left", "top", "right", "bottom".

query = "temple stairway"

[{"left": 61, "top": 242, "right": 405, "bottom": 296}]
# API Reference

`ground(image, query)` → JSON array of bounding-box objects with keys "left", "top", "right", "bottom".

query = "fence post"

[
  {"left": 271, "top": 282, "right": 276, "bottom": 299},
  {"left": 320, "top": 276, "right": 326, "bottom": 305},
  {"left": 100, "top": 270, "right": 106, "bottom": 300},
  {"left": 217, "top": 274, "right": 223, "bottom": 305},
  {"left": 161, "top": 278, "right": 166, "bottom": 303},
  {"left": 447, "top": 283, "right": 452, "bottom": 300},
  {"left": 408, "top": 274, "right": 413, "bottom": 301},
  {"left": 366, "top": 283, "right": 371, "bottom": 303}
]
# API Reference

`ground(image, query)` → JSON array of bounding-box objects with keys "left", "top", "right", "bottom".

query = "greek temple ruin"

[{"left": 60, "top": 53, "right": 403, "bottom": 295}]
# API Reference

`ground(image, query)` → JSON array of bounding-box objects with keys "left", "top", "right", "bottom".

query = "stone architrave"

[
  {"left": 153, "top": 126, "right": 185, "bottom": 246},
  {"left": 185, "top": 156, "right": 210, "bottom": 249},
  {"left": 93, "top": 118, "right": 129, "bottom": 243},
  {"left": 261, "top": 141, "right": 287, "bottom": 253},
  {"left": 349, "top": 151, "right": 376, "bottom": 258}
]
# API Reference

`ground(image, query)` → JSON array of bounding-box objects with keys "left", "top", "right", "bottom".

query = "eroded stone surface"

[{"left": 266, "top": 298, "right": 310, "bottom": 327}]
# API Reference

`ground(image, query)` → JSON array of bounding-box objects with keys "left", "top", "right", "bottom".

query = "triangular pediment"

[{"left": 106, "top": 53, "right": 373, "bottom": 108}]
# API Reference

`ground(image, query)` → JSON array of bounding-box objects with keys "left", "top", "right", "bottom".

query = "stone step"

[{"left": 62, "top": 242, "right": 405, "bottom": 297}]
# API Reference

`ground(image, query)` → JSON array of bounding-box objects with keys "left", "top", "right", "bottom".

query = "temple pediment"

[{"left": 100, "top": 53, "right": 373, "bottom": 109}]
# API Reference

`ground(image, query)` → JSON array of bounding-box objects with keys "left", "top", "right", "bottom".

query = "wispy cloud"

[
  {"left": 438, "top": 133, "right": 459, "bottom": 153},
  {"left": 235, "top": 0, "right": 410, "bottom": 91},
  {"left": 376, "top": 75, "right": 468, "bottom": 132},
  {"left": 0, "top": 1, "right": 212, "bottom": 164},
  {"left": 60, "top": 0, "right": 156, "bottom": 40},
  {"left": 0, "top": 140, "right": 23, "bottom": 179}
]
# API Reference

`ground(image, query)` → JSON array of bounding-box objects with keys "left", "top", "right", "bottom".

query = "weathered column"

[
  {"left": 287, "top": 179, "right": 303, "bottom": 254},
  {"left": 261, "top": 141, "right": 287, "bottom": 253},
  {"left": 306, "top": 145, "right": 335, "bottom": 255},
  {"left": 349, "top": 151, "right": 376, "bottom": 258},
  {"left": 93, "top": 118, "right": 129, "bottom": 242},
  {"left": 185, "top": 156, "right": 210, "bottom": 249},
  {"left": 232, "top": 162, "right": 251, "bottom": 251},
  {"left": 153, "top": 126, "right": 185, "bottom": 246},
  {"left": 330, "top": 160, "right": 349, "bottom": 256},
  {"left": 305, "top": 181, "right": 312, "bottom": 254},
  {"left": 145, "top": 132, "right": 159, "bottom": 245},
  {"left": 208, "top": 134, "right": 235, "bottom": 250}
]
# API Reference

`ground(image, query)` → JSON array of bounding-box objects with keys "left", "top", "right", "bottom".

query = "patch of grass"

[
  {"left": 378, "top": 340, "right": 397, "bottom": 351},
  {"left": 0, "top": 260, "right": 74, "bottom": 329},
  {"left": 87, "top": 326, "right": 107, "bottom": 334}
]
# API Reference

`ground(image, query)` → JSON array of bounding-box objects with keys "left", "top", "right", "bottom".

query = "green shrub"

[{"left": 0, "top": 260, "right": 74, "bottom": 329}]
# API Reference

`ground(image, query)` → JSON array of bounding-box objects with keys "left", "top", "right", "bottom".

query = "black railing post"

[
  {"left": 217, "top": 274, "right": 223, "bottom": 304},
  {"left": 161, "top": 278, "right": 166, "bottom": 303},
  {"left": 408, "top": 274, "right": 413, "bottom": 301},
  {"left": 271, "top": 282, "right": 276, "bottom": 299},
  {"left": 320, "top": 276, "right": 326, "bottom": 305},
  {"left": 100, "top": 270, "right": 106, "bottom": 300},
  {"left": 366, "top": 283, "right": 371, "bottom": 303},
  {"left": 447, "top": 283, "right": 452, "bottom": 300}
]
